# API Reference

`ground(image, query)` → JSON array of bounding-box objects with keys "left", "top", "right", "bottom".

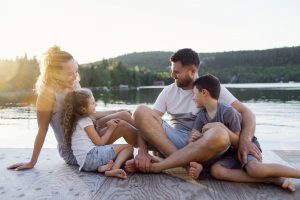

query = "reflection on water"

[
  {"left": 93, "top": 87, "right": 300, "bottom": 105},
  {"left": 0, "top": 86, "right": 300, "bottom": 150}
]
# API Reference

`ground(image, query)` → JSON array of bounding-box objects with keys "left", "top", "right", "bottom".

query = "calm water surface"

[{"left": 1, "top": 83, "right": 300, "bottom": 150}]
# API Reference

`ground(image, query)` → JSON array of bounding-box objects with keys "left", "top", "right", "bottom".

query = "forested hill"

[{"left": 109, "top": 46, "right": 300, "bottom": 69}]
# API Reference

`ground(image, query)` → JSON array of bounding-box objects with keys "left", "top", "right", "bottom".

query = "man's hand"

[
  {"left": 238, "top": 138, "right": 262, "bottom": 164},
  {"left": 202, "top": 122, "right": 224, "bottom": 133},
  {"left": 188, "top": 129, "right": 203, "bottom": 143},
  {"left": 135, "top": 151, "right": 155, "bottom": 172}
]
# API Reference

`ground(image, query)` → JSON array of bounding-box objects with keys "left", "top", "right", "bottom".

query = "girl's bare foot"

[
  {"left": 105, "top": 169, "right": 127, "bottom": 179},
  {"left": 98, "top": 160, "right": 114, "bottom": 173},
  {"left": 124, "top": 159, "right": 138, "bottom": 173},
  {"left": 270, "top": 177, "right": 296, "bottom": 192},
  {"left": 188, "top": 162, "right": 203, "bottom": 179}
]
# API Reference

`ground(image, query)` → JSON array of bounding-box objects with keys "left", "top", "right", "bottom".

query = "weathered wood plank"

[{"left": 1, "top": 149, "right": 300, "bottom": 200}]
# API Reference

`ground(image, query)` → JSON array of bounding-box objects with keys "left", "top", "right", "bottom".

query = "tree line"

[{"left": 1, "top": 46, "right": 300, "bottom": 93}]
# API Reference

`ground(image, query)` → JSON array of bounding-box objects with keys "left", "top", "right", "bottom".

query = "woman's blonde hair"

[
  {"left": 61, "top": 88, "right": 93, "bottom": 145},
  {"left": 35, "top": 46, "right": 78, "bottom": 93}
]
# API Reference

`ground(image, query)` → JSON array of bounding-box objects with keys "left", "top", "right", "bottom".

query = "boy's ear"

[{"left": 202, "top": 89, "right": 209, "bottom": 96}]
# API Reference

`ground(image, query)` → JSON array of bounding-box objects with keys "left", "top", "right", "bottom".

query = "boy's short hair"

[
  {"left": 170, "top": 48, "right": 200, "bottom": 68},
  {"left": 194, "top": 74, "right": 221, "bottom": 100}
]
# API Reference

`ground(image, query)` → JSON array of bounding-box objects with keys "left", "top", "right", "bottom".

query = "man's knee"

[
  {"left": 205, "top": 127, "right": 230, "bottom": 151},
  {"left": 133, "top": 105, "right": 152, "bottom": 121}
]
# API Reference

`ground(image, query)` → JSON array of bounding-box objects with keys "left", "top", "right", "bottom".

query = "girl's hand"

[
  {"left": 106, "top": 119, "right": 120, "bottom": 130},
  {"left": 188, "top": 129, "right": 203, "bottom": 143},
  {"left": 7, "top": 162, "right": 34, "bottom": 171}
]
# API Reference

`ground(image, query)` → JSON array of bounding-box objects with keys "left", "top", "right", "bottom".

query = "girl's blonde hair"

[
  {"left": 61, "top": 88, "right": 93, "bottom": 145},
  {"left": 35, "top": 45, "right": 79, "bottom": 94}
]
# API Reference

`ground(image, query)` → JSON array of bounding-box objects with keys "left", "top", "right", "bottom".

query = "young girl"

[{"left": 61, "top": 88, "right": 133, "bottom": 178}]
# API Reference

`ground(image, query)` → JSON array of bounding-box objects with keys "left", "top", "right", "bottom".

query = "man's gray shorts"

[
  {"left": 162, "top": 120, "right": 189, "bottom": 149},
  {"left": 81, "top": 145, "right": 116, "bottom": 171}
]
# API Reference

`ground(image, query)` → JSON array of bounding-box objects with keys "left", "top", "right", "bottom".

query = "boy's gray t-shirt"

[{"left": 193, "top": 102, "right": 242, "bottom": 133}]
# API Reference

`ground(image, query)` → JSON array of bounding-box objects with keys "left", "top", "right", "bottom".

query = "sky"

[{"left": 0, "top": 0, "right": 299, "bottom": 64}]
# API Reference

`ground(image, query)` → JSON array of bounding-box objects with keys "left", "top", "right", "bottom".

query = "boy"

[{"left": 190, "top": 74, "right": 300, "bottom": 192}]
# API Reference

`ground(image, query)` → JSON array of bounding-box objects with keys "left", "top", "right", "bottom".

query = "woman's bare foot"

[
  {"left": 98, "top": 160, "right": 114, "bottom": 173},
  {"left": 270, "top": 177, "right": 296, "bottom": 192},
  {"left": 188, "top": 162, "right": 203, "bottom": 179},
  {"left": 105, "top": 169, "right": 127, "bottom": 179},
  {"left": 124, "top": 159, "right": 138, "bottom": 173}
]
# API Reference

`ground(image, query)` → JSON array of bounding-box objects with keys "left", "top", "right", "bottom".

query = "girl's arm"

[
  {"left": 7, "top": 89, "right": 55, "bottom": 170},
  {"left": 85, "top": 119, "right": 118, "bottom": 146}
]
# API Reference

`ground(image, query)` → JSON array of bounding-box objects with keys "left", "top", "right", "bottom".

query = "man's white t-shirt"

[
  {"left": 71, "top": 117, "right": 96, "bottom": 169},
  {"left": 153, "top": 83, "right": 237, "bottom": 132}
]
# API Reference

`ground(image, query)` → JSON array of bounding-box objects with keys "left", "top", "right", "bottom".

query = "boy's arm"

[{"left": 231, "top": 100, "right": 262, "bottom": 164}]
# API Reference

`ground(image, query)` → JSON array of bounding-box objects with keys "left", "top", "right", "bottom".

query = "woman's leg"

[{"left": 98, "top": 120, "right": 138, "bottom": 147}]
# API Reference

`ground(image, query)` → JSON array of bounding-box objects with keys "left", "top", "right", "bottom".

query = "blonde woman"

[{"left": 7, "top": 46, "right": 137, "bottom": 170}]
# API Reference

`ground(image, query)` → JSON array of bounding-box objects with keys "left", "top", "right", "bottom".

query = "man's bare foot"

[
  {"left": 105, "top": 169, "right": 127, "bottom": 179},
  {"left": 98, "top": 160, "right": 114, "bottom": 173},
  {"left": 124, "top": 159, "right": 138, "bottom": 173},
  {"left": 270, "top": 177, "right": 296, "bottom": 192},
  {"left": 188, "top": 162, "right": 203, "bottom": 179}
]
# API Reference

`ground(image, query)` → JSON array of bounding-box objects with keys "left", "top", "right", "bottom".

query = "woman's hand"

[{"left": 7, "top": 162, "right": 35, "bottom": 171}]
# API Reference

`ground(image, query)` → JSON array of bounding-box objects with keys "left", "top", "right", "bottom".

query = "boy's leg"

[
  {"left": 210, "top": 162, "right": 296, "bottom": 192},
  {"left": 246, "top": 159, "right": 300, "bottom": 179}
]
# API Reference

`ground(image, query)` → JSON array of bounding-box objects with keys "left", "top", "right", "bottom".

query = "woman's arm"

[{"left": 7, "top": 89, "right": 55, "bottom": 170}]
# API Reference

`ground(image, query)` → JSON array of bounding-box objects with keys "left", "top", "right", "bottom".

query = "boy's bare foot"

[
  {"left": 270, "top": 177, "right": 296, "bottom": 192},
  {"left": 105, "top": 169, "right": 127, "bottom": 179},
  {"left": 124, "top": 159, "right": 138, "bottom": 173},
  {"left": 98, "top": 160, "right": 114, "bottom": 173},
  {"left": 188, "top": 162, "right": 203, "bottom": 179}
]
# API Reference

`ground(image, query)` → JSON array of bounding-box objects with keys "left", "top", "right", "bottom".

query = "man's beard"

[{"left": 175, "top": 77, "right": 193, "bottom": 88}]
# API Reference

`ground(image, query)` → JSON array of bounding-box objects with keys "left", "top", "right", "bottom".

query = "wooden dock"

[{"left": 1, "top": 148, "right": 300, "bottom": 200}]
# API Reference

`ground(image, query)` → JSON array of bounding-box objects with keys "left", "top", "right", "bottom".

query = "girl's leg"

[
  {"left": 97, "top": 160, "right": 114, "bottom": 173},
  {"left": 210, "top": 163, "right": 296, "bottom": 192},
  {"left": 246, "top": 159, "right": 300, "bottom": 179},
  {"left": 105, "top": 144, "right": 134, "bottom": 179}
]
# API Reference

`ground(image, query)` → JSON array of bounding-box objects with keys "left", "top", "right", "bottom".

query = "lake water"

[{"left": 0, "top": 83, "right": 300, "bottom": 151}]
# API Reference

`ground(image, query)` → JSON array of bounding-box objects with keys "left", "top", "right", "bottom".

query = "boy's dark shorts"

[{"left": 202, "top": 136, "right": 262, "bottom": 170}]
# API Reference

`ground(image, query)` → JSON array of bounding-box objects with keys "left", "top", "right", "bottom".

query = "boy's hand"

[
  {"left": 189, "top": 129, "right": 203, "bottom": 143},
  {"left": 106, "top": 119, "right": 120, "bottom": 130}
]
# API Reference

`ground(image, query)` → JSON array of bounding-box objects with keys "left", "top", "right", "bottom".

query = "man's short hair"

[
  {"left": 170, "top": 48, "right": 200, "bottom": 68},
  {"left": 194, "top": 74, "right": 221, "bottom": 100}
]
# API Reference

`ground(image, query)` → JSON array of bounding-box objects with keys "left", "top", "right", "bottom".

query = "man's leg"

[
  {"left": 133, "top": 105, "right": 177, "bottom": 156},
  {"left": 150, "top": 126, "right": 230, "bottom": 172}
]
